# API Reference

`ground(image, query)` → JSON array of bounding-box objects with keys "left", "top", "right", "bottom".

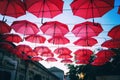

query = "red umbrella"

[
  {"left": 48, "top": 36, "right": 70, "bottom": 45},
  {"left": 16, "top": 44, "right": 32, "bottom": 54},
  {"left": 58, "top": 54, "right": 73, "bottom": 59},
  {"left": 108, "top": 25, "right": 120, "bottom": 39},
  {"left": 34, "top": 46, "right": 51, "bottom": 55},
  {"left": 0, "top": 21, "right": 11, "bottom": 34},
  {"left": 70, "top": 0, "right": 114, "bottom": 19},
  {"left": 24, "top": 0, "right": 63, "bottom": 23},
  {"left": 61, "top": 59, "right": 73, "bottom": 64},
  {"left": 25, "top": 34, "right": 46, "bottom": 43},
  {"left": 71, "top": 21, "right": 103, "bottom": 37},
  {"left": 40, "top": 52, "right": 54, "bottom": 57},
  {"left": 101, "top": 39, "right": 120, "bottom": 48},
  {"left": 96, "top": 50, "right": 115, "bottom": 59},
  {"left": 40, "top": 21, "right": 69, "bottom": 36},
  {"left": 73, "top": 37, "right": 98, "bottom": 47},
  {"left": 54, "top": 47, "right": 72, "bottom": 55},
  {"left": 31, "top": 56, "right": 43, "bottom": 61},
  {"left": 3, "top": 34, "right": 22, "bottom": 43},
  {"left": 118, "top": 6, "right": 120, "bottom": 14},
  {"left": 0, "top": 0, "right": 26, "bottom": 18},
  {"left": 76, "top": 60, "right": 89, "bottom": 64},
  {"left": 26, "top": 51, "right": 38, "bottom": 57},
  {"left": 11, "top": 20, "right": 39, "bottom": 35},
  {"left": 45, "top": 57, "right": 57, "bottom": 62},
  {"left": 91, "top": 57, "right": 109, "bottom": 66}
]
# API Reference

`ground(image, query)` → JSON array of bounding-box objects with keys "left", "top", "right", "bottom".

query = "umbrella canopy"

[
  {"left": 24, "top": 0, "right": 63, "bottom": 18},
  {"left": 58, "top": 54, "right": 73, "bottom": 59},
  {"left": 73, "top": 37, "right": 98, "bottom": 47},
  {"left": 48, "top": 36, "right": 70, "bottom": 45},
  {"left": 96, "top": 50, "right": 115, "bottom": 59},
  {"left": 0, "top": 21, "right": 11, "bottom": 34},
  {"left": 26, "top": 51, "right": 38, "bottom": 57},
  {"left": 61, "top": 59, "right": 73, "bottom": 64},
  {"left": 11, "top": 20, "right": 39, "bottom": 35},
  {"left": 76, "top": 60, "right": 89, "bottom": 64},
  {"left": 3, "top": 34, "right": 22, "bottom": 43},
  {"left": 34, "top": 46, "right": 51, "bottom": 55},
  {"left": 101, "top": 39, "right": 120, "bottom": 48},
  {"left": 40, "top": 52, "right": 54, "bottom": 57},
  {"left": 31, "top": 56, "right": 43, "bottom": 62},
  {"left": 108, "top": 24, "right": 120, "bottom": 39},
  {"left": 54, "top": 47, "right": 72, "bottom": 55},
  {"left": 70, "top": 0, "right": 114, "bottom": 19},
  {"left": 25, "top": 34, "right": 46, "bottom": 43},
  {"left": 45, "top": 57, "right": 57, "bottom": 62},
  {"left": 71, "top": 21, "right": 103, "bottom": 37},
  {"left": 0, "top": 0, "right": 26, "bottom": 18},
  {"left": 40, "top": 21, "right": 69, "bottom": 36},
  {"left": 16, "top": 44, "right": 32, "bottom": 54}
]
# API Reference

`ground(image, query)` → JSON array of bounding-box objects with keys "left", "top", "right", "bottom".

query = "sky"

[{"left": 0, "top": 0, "right": 120, "bottom": 74}]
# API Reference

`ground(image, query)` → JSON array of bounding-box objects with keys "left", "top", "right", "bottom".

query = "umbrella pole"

[{"left": 41, "top": 0, "right": 46, "bottom": 24}]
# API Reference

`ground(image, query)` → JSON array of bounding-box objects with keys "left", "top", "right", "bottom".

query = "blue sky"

[{"left": 0, "top": 0, "right": 120, "bottom": 74}]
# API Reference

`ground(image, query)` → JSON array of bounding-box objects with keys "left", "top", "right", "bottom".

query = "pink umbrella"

[
  {"left": 40, "top": 52, "right": 54, "bottom": 57},
  {"left": 61, "top": 59, "right": 73, "bottom": 64},
  {"left": 54, "top": 47, "right": 72, "bottom": 55},
  {"left": 26, "top": 51, "right": 38, "bottom": 57},
  {"left": 40, "top": 21, "right": 69, "bottom": 36},
  {"left": 58, "top": 54, "right": 73, "bottom": 59},
  {"left": 31, "top": 56, "right": 43, "bottom": 62},
  {"left": 45, "top": 57, "right": 57, "bottom": 62},
  {"left": 25, "top": 34, "right": 46, "bottom": 43},
  {"left": 3, "top": 34, "right": 22, "bottom": 43},
  {"left": 73, "top": 37, "right": 98, "bottom": 47},
  {"left": 34, "top": 46, "right": 51, "bottom": 55},
  {"left": 11, "top": 20, "right": 39, "bottom": 35},
  {"left": 48, "top": 36, "right": 70, "bottom": 45},
  {"left": 0, "top": 21, "right": 11, "bottom": 34},
  {"left": 71, "top": 21, "right": 103, "bottom": 37}
]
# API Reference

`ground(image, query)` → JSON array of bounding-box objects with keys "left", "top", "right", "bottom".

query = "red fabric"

[
  {"left": 11, "top": 20, "right": 39, "bottom": 35},
  {"left": 0, "top": 0, "right": 25, "bottom": 18},
  {"left": 61, "top": 59, "right": 73, "bottom": 64},
  {"left": 24, "top": 0, "right": 63, "bottom": 18},
  {"left": 48, "top": 36, "right": 70, "bottom": 45},
  {"left": 0, "top": 21, "right": 11, "bottom": 34},
  {"left": 3, "top": 34, "right": 22, "bottom": 43},
  {"left": 34, "top": 46, "right": 51, "bottom": 55},
  {"left": 108, "top": 25, "right": 120, "bottom": 39},
  {"left": 40, "top": 52, "right": 54, "bottom": 57},
  {"left": 25, "top": 34, "right": 46, "bottom": 43},
  {"left": 71, "top": 21, "right": 103, "bottom": 37},
  {"left": 54, "top": 47, "right": 72, "bottom": 55},
  {"left": 76, "top": 60, "right": 89, "bottom": 64},
  {"left": 73, "top": 37, "right": 97, "bottom": 47},
  {"left": 40, "top": 21, "right": 69, "bottom": 36},
  {"left": 70, "top": 0, "right": 114, "bottom": 19},
  {"left": 45, "top": 57, "right": 57, "bottom": 62},
  {"left": 58, "top": 54, "right": 73, "bottom": 59},
  {"left": 101, "top": 39, "right": 120, "bottom": 48},
  {"left": 31, "top": 57, "right": 43, "bottom": 61},
  {"left": 26, "top": 51, "right": 38, "bottom": 57}
]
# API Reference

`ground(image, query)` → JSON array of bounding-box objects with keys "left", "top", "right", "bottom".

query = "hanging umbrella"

[
  {"left": 11, "top": 20, "right": 39, "bottom": 35},
  {"left": 45, "top": 57, "right": 57, "bottom": 62},
  {"left": 76, "top": 60, "right": 89, "bottom": 64},
  {"left": 73, "top": 37, "right": 98, "bottom": 47},
  {"left": 71, "top": 21, "right": 103, "bottom": 37},
  {"left": 96, "top": 50, "right": 115, "bottom": 59},
  {"left": 0, "top": 0, "right": 26, "bottom": 18},
  {"left": 48, "top": 36, "right": 70, "bottom": 45},
  {"left": 40, "top": 52, "right": 54, "bottom": 57},
  {"left": 58, "top": 54, "right": 73, "bottom": 59},
  {"left": 40, "top": 21, "right": 69, "bottom": 36},
  {"left": 31, "top": 56, "right": 43, "bottom": 62},
  {"left": 16, "top": 44, "right": 32, "bottom": 54},
  {"left": 24, "top": 0, "right": 64, "bottom": 23},
  {"left": 3, "top": 33, "right": 22, "bottom": 43},
  {"left": 70, "top": 0, "right": 114, "bottom": 19},
  {"left": 54, "top": 47, "right": 72, "bottom": 55},
  {"left": 101, "top": 39, "right": 120, "bottom": 48},
  {"left": 0, "top": 21, "right": 11, "bottom": 34},
  {"left": 26, "top": 51, "right": 38, "bottom": 57},
  {"left": 34, "top": 46, "right": 51, "bottom": 55},
  {"left": 61, "top": 59, "right": 73, "bottom": 64},
  {"left": 108, "top": 24, "right": 120, "bottom": 39},
  {"left": 118, "top": 6, "right": 120, "bottom": 14},
  {"left": 25, "top": 34, "right": 46, "bottom": 43}
]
